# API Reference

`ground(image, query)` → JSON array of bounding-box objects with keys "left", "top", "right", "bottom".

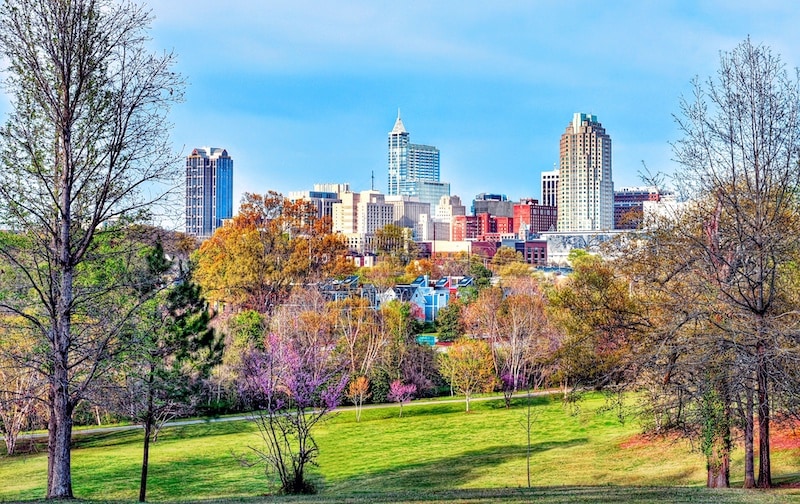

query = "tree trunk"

[
  {"left": 756, "top": 343, "right": 771, "bottom": 488},
  {"left": 526, "top": 389, "right": 532, "bottom": 488},
  {"left": 743, "top": 387, "right": 755, "bottom": 488},
  {"left": 47, "top": 354, "right": 74, "bottom": 499},
  {"left": 3, "top": 429, "right": 16, "bottom": 456},
  {"left": 706, "top": 449, "right": 730, "bottom": 488},
  {"left": 140, "top": 418, "right": 152, "bottom": 502},
  {"left": 140, "top": 366, "right": 155, "bottom": 502}
]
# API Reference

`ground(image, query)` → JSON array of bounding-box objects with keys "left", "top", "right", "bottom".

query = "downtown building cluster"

[{"left": 186, "top": 112, "right": 670, "bottom": 265}]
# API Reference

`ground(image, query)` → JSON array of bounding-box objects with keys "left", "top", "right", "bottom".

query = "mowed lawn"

[{"left": 2, "top": 393, "right": 800, "bottom": 503}]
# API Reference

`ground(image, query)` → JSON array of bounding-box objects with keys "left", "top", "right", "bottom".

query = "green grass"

[{"left": 2, "top": 393, "right": 800, "bottom": 503}]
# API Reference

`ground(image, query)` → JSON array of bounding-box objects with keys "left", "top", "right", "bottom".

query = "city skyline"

[{"left": 139, "top": 2, "right": 800, "bottom": 211}]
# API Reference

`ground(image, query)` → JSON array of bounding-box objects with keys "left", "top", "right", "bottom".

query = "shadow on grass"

[
  {"left": 335, "top": 438, "right": 588, "bottom": 492},
  {"left": 484, "top": 394, "right": 556, "bottom": 411},
  {"left": 71, "top": 418, "right": 255, "bottom": 450},
  {"left": 358, "top": 403, "right": 467, "bottom": 422}
]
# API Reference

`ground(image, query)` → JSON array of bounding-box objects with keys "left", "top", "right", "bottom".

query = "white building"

[
  {"left": 541, "top": 168, "right": 559, "bottom": 208},
  {"left": 357, "top": 190, "right": 394, "bottom": 235},
  {"left": 332, "top": 191, "right": 360, "bottom": 234}
]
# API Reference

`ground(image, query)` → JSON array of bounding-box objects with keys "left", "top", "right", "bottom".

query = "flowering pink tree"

[
  {"left": 240, "top": 334, "right": 347, "bottom": 494},
  {"left": 387, "top": 380, "right": 416, "bottom": 417}
]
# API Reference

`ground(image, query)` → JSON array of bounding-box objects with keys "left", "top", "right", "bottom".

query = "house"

[{"left": 318, "top": 275, "right": 378, "bottom": 308}]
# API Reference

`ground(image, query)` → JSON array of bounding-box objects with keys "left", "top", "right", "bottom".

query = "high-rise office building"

[
  {"left": 185, "top": 147, "right": 233, "bottom": 238},
  {"left": 413, "top": 180, "right": 450, "bottom": 208},
  {"left": 387, "top": 111, "right": 440, "bottom": 197},
  {"left": 556, "top": 113, "right": 613, "bottom": 232}
]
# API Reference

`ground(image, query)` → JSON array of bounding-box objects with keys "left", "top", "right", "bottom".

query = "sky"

[{"left": 144, "top": 1, "right": 800, "bottom": 209}]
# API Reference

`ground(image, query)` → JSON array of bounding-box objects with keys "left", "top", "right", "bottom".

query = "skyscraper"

[
  {"left": 387, "top": 111, "right": 440, "bottom": 197},
  {"left": 185, "top": 147, "right": 233, "bottom": 238},
  {"left": 556, "top": 113, "right": 613, "bottom": 232}
]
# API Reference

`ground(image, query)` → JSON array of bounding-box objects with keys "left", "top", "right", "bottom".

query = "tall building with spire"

[
  {"left": 387, "top": 111, "right": 441, "bottom": 199},
  {"left": 556, "top": 113, "right": 613, "bottom": 232},
  {"left": 185, "top": 147, "right": 233, "bottom": 239}
]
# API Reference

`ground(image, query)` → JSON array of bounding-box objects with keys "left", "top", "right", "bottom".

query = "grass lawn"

[{"left": 2, "top": 393, "right": 800, "bottom": 503}]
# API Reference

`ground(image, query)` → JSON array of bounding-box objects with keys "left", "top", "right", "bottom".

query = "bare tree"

[
  {"left": 0, "top": 0, "right": 183, "bottom": 498},
  {"left": 496, "top": 277, "right": 557, "bottom": 406},
  {"left": 0, "top": 321, "right": 44, "bottom": 456},
  {"left": 673, "top": 37, "right": 800, "bottom": 488}
]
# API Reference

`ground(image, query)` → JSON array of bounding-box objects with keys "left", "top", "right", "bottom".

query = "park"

[{"left": 2, "top": 392, "right": 800, "bottom": 503}]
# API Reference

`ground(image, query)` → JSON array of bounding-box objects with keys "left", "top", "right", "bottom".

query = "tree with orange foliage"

[
  {"left": 193, "top": 192, "right": 351, "bottom": 312},
  {"left": 404, "top": 258, "right": 435, "bottom": 281},
  {"left": 347, "top": 376, "right": 370, "bottom": 423}
]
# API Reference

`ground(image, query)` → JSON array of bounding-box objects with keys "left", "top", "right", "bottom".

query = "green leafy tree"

[
  {"left": 115, "top": 242, "right": 222, "bottom": 502},
  {"left": 469, "top": 259, "right": 493, "bottom": 289},
  {"left": 438, "top": 338, "right": 496, "bottom": 412},
  {"left": 547, "top": 252, "right": 641, "bottom": 393},
  {"left": 435, "top": 300, "right": 465, "bottom": 342}
]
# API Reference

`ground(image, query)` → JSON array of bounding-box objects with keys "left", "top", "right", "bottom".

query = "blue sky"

[{"left": 147, "top": 1, "right": 800, "bottom": 208}]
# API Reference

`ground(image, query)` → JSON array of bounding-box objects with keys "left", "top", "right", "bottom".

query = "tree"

[
  {"left": 346, "top": 376, "right": 370, "bottom": 423},
  {"left": 496, "top": 278, "right": 557, "bottom": 405},
  {"left": 378, "top": 300, "right": 420, "bottom": 383},
  {"left": 438, "top": 338, "right": 496, "bottom": 412},
  {"left": 469, "top": 259, "right": 494, "bottom": 289},
  {"left": 240, "top": 333, "right": 347, "bottom": 494},
  {"left": 405, "top": 258, "right": 435, "bottom": 281},
  {"left": 0, "top": 320, "right": 43, "bottom": 456},
  {"left": 374, "top": 224, "right": 417, "bottom": 265},
  {"left": 387, "top": 380, "right": 416, "bottom": 417},
  {"left": 672, "top": 37, "right": 800, "bottom": 488},
  {"left": 334, "top": 297, "right": 383, "bottom": 378},
  {"left": 547, "top": 252, "right": 640, "bottom": 393},
  {"left": 0, "top": 0, "right": 183, "bottom": 498},
  {"left": 194, "top": 192, "right": 350, "bottom": 313},
  {"left": 435, "top": 299, "right": 465, "bottom": 342},
  {"left": 333, "top": 296, "right": 384, "bottom": 421},
  {"left": 462, "top": 287, "right": 504, "bottom": 375},
  {"left": 611, "top": 201, "right": 746, "bottom": 488},
  {"left": 112, "top": 242, "right": 222, "bottom": 502},
  {"left": 363, "top": 258, "right": 405, "bottom": 291},
  {"left": 490, "top": 246, "right": 528, "bottom": 278},
  {"left": 437, "top": 251, "right": 471, "bottom": 277}
]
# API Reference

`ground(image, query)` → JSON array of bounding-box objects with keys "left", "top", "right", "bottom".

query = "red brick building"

[
  {"left": 452, "top": 215, "right": 481, "bottom": 241},
  {"left": 513, "top": 198, "right": 558, "bottom": 234},
  {"left": 521, "top": 240, "right": 548, "bottom": 266},
  {"left": 614, "top": 187, "right": 661, "bottom": 229}
]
